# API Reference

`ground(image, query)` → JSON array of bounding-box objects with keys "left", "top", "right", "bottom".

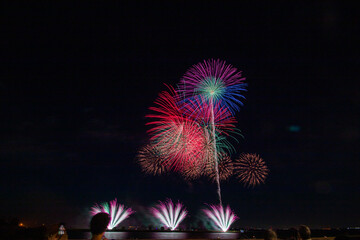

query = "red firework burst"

[
  {"left": 234, "top": 153, "right": 269, "bottom": 187},
  {"left": 146, "top": 86, "right": 208, "bottom": 171},
  {"left": 137, "top": 144, "right": 168, "bottom": 175},
  {"left": 205, "top": 153, "right": 234, "bottom": 182}
]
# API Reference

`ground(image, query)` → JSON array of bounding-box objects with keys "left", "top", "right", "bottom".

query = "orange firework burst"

[
  {"left": 234, "top": 153, "right": 269, "bottom": 187},
  {"left": 137, "top": 144, "right": 168, "bottom": 175},
  {"left": 206, "top": 153, "right": 234, "bottom": 182}
]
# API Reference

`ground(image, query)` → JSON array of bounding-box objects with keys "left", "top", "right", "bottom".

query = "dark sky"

[{"left": 1, "top": 1, "right": 359, "bottom": 229}]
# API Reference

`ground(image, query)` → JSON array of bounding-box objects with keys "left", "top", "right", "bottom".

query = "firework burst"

[
  {"left": 91, "top": 199, "right": 134, "bottom": 230},
  {"left": 181, "top": 96, "right": 237, "bottom": 135},
  {"left": 151, "top": 199, "right": 187, "bottom": 231},
  {"left": 206, "top": 153, "right": 234, "bottom": 182},
  {"left": 137, "top": 144, "right": 168, "bottom": 175},
  {"left": 203, "top": 204, "right": 238, "bottom": 232},
  {"left": 146, "top": 87, "right": 208, "bottom": 171},
  {"left": 179, "top": 59, "right": 247, "bottom": 113},
  {"left": 234, "top": 153, "right": 269, "bottom": 187}
]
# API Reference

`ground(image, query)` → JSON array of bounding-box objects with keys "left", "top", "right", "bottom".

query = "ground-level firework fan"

[
  {"left": 91, "top": 199, "right": 134, "bottom": 230},
  {"left": 203, "top": 204, "right": 238, "bottom": 232},
  {"left": 151, "top": 199, "right": 187, "bottom": 231}
]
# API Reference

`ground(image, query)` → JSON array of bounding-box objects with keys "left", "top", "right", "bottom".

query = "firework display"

[
  {"left": 91, "top": 199, "right": 134, "bottom": 230},
  {"left": 132, "top": 59, "right": 269, "bottom": 231},
  {"left": 151, "top": 199, "right": 187, "bottom": 231},
  {"left": 203, "top": 204, "right": 238, "bottom": 232},
  {"left": 234, "top": 153, "right": 269, "bottom": 187}
]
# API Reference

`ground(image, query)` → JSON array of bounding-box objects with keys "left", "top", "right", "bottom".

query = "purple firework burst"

[
  {"left": 179, "top": 59, "right": 247, "bottom": 113},
  {"left": 234, "top": 153, "right": 269, "bottom": 187}
]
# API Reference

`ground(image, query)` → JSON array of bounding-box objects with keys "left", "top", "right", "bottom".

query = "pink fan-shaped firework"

[
  {"left": 179, "top": 59, "right": 247, "bottom": 113},
  {"left": 91, "top": 199, "right": 134, "bottom": 230},
  {"left": 151, "top": 199, "right": 187, "bottom": 231},
  {"left": 203, "top": 204, "right": 238, "bottom": 232},
  {"left": 137, "top": 144, "right": 168, "bottom": 175},
  {"left": 234, "top": 153, "right": 269, "bottom": 187}
]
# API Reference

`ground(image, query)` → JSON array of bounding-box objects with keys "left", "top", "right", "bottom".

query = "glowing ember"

[
  {"left": 203, "top": 204, "right": 238, "bottom": 232},
  {"left": 91, "top": 199, "right": 134, "bottom": 230},
  {"left": 151, "top": 199, "right": 187, "bottom": 231}
]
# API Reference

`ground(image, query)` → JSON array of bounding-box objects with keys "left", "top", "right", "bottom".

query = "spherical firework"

[
  {"left": 234, "top": 153, "right": 269, "bottom": 187},
  {"left": 146, "top": 86, "right": 208, "bottom": 171},
  {"left": 206, "top": 153, "right": 234, "bottom": 182},
  {"left": 179, "top": 59, "right": 247, "bottom": 113},
  {"left": 137, "top": 144, "right": 168, "bottom": 175}
]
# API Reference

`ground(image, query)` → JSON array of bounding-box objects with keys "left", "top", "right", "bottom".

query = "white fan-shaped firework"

[
  {"left": 203, "top": 204, "right": 238, "bottom": 232},
  {"left": 91, "top": 199, "right": 134, "bottom": 230},
  {"left": 151, "top": 199, "right": 187, "bottom": 231}
]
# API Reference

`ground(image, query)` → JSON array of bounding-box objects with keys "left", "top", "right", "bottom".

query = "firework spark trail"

[
  {"left": 91, "top": 199, "right": 134, "bottom": 230},
  {"left": 234, "top": 153, "right": 269, "bottom": 187},
  {"left": 210, "top": 98, "right": 222, "bottom": 206},
  {"left": 203, "top": 204, "right": 238, "bottom": 232},
  {"left": 151, "top": 199, "right": 187, "bottom": 231}
]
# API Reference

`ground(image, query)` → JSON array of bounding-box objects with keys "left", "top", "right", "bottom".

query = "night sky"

[{"left": 1, "top": 1, "right": 359, "bottom": 229}]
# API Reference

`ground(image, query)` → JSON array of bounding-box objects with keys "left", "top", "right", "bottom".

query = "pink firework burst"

[
  {"left": 234, "top": 153, "right": 269, "bottom": 187},
  {"left": 203, "top": 204, "right": 238, "bottom": 232},
  {"left": 137, "top": 144, "right": 168, "bottom": 175},
  {"left": 206, "top": 153, "right": 234, "bottom": 182}
]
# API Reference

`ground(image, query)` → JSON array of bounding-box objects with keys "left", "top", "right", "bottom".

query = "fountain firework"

[
  {"left": 203, "top": 204, "right": 238, "bottom": 232},
  {"left": 91, "top": 199, "right": 134, "bottom": 230},
  {"left": 151, "top": 199, "right": 187, "bottom": 231}
]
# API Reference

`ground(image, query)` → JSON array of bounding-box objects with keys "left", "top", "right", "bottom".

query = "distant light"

[
  {"left": 288, "top": 125, "right": 301, "bottom": 132},
  {"left": 19, "top": 223, "right": 24, "bottom": 227}
]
